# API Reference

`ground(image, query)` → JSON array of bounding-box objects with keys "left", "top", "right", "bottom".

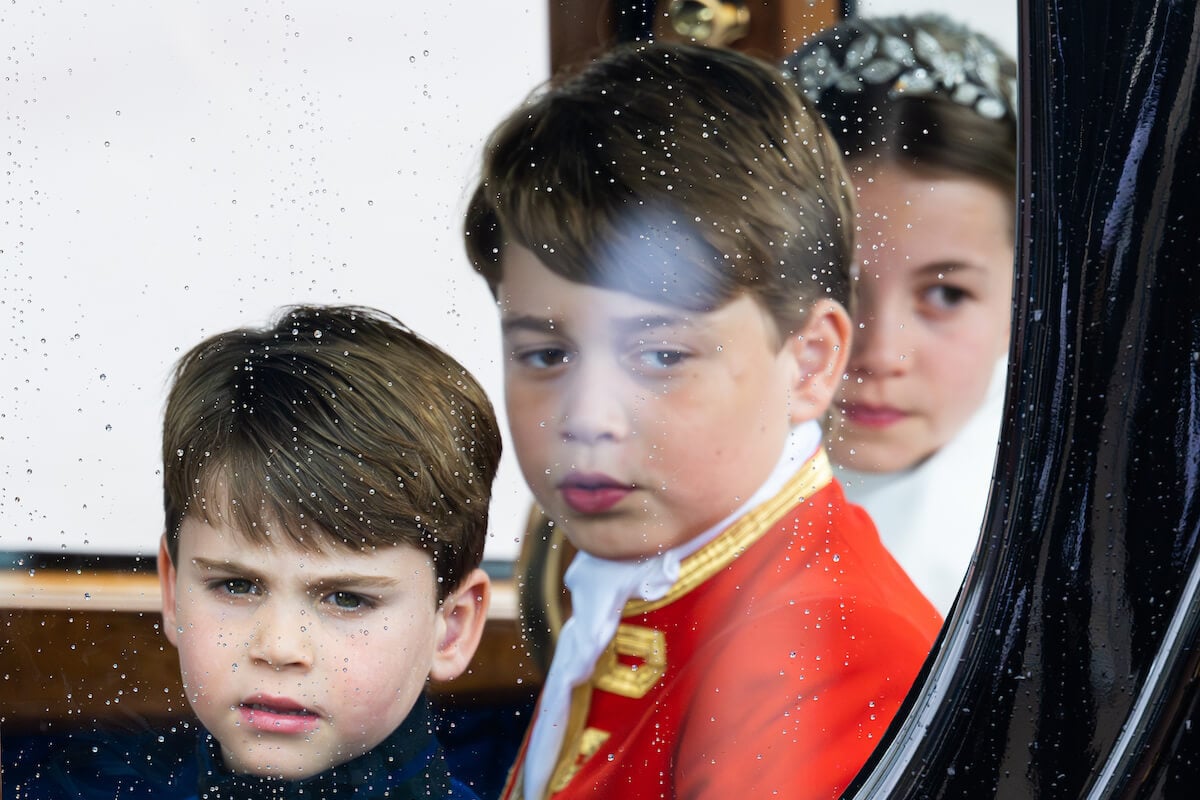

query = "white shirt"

[{"left": 835, "top": 359, "right": 1007, "bottom": 616}]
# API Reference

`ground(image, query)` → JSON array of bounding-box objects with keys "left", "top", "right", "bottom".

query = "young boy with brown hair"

[
  {"left": 157, "top": 304, "right": 500, "bottom": 799},
  {"left": 465, "top": 42, "right": 942, "bottom": 800}
]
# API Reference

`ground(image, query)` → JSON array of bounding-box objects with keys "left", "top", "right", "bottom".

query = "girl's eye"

[
  {"left": 922, "top": 284, "right": 970, "bottom": 312},
  {"left": 517, "top": 347, "right": 571, "bottom": 369},
  {"left": 325, "top": 591, "right": 368, "bottom": 610}
]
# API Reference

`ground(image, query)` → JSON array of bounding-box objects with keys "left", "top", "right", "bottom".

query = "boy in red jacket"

[{"left": 465, "top": 42, "right": 942, "bottom": 800}]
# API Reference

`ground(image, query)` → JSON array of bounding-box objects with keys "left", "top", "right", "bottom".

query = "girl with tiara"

[{"left": 785, "top": 15, "right": 1017, "bottom": 615}]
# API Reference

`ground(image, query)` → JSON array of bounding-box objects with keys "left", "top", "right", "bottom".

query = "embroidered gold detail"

[
  {"left": 549, "top": 727, "right": 611, "bottom": 794},
  {"left": 544, "top": 682, "right": 594, "bottom": 796},
  {"left": 625, "top": 449, "right": 834, "bottom": 615},
  {"left": 593, "top": 624, "right": 667, "bottom": 699}
]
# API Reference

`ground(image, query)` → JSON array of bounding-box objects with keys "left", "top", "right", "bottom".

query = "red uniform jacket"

[{"left": 503, "top": 450, "right": 942, "bottom": 800}]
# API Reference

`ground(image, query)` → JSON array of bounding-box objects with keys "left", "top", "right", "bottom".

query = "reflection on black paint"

[{"left": 845, "top": 1, "right": 1200, "bottom": 797}]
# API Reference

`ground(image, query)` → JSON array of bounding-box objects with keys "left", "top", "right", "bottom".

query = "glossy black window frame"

[{"left": 843, "top": 1, "right": 1200, "bottom": 797}]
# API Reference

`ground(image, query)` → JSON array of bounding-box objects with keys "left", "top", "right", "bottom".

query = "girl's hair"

[{"left": 784, "top": 14, "right": 1017, "bottom": 194}]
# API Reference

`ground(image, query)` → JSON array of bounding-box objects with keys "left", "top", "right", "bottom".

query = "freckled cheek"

[
  {"left": 326, "top": 641, "right": 373, "bottom": 678},
  {"left": 180, "top": 622, "right": 244, "bottom": 669},
  {"left": 333, "top": 643, "right": 433, "bottom": 703},
  {"left": 341, "top": 617, "right": 431, "bottom": 652}
]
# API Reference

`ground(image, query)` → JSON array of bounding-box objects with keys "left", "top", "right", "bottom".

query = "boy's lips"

[
  {"left": 558, "top": 472, "right": 633, "bottom": 514},
  {"left": 239, "top": 694, "right": 321, "bottom": 734},
  {"left": 841, "top": 403, "right": 908, "bottom": 428}
]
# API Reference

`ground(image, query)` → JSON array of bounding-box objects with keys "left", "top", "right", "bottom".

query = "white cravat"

[{"left": 522, "top": 421, "right": 822, "bottom": 800}]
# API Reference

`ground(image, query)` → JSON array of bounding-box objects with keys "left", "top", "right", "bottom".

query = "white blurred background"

[{"left": 0, "top": 1, "right": 1012, "bottom": 562}]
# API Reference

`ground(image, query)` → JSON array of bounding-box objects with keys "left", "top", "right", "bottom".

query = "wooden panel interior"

[
  {"left": 741, "top": 0, "right": 841, "bottom": 58},
  {"left": 550, "top": 0, "right": 841, "bottom": 73}
]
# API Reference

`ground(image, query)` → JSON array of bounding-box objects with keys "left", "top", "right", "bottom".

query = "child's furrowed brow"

[
  {"left": 189, "top": 557, "right": 403, "bottom": 592},
  {"left": 190, "top": 556, "right": 263, "bottom": 579},
  {"left": 307, "top": 574, "right": 403, "bottom": 593}
]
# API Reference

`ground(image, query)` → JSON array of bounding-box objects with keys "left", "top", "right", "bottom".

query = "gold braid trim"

[{"left": 623, "top": 448, "right": 833, "bottom": 616}]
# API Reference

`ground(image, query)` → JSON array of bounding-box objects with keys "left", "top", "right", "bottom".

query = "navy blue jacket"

[{"left": 24, "top": 696, "right": 479, "bottom": 799}]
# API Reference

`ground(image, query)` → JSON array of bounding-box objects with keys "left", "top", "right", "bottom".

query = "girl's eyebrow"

[{"left": 914, "top": 260, "right": 984, "bottom": 278}]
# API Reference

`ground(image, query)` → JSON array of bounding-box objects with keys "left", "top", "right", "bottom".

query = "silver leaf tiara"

[{"left": 784, "top": 16, "right": 1017, "bottom": 121}]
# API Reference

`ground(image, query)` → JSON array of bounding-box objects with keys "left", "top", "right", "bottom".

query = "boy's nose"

[
  {"left": 247, "top": 603, "right": 314, "bottom": 670},
  {"left": 559, "top": 361, "right": 631, "bottom": 445}
]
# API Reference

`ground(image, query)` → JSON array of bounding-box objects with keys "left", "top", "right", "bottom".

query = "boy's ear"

[
  {"left": 430, "top": 567, "right": 491, "bottom": 682},
  {"left": 157, "top": 535, "right": 181, "bottom": 648},
  {"left": 784, "top": 299, "right": 852, "bottom": 425}
]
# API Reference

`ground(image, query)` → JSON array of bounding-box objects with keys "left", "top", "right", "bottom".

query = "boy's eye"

[
  {"left": 214, "top": 578, "right": 259, "bottom": 596},
  {"left": 325, "top": 591, "right": 368, "bottom": 610},
  {"left": 516, "top": 347, "right": 571, "bottom": 369},
  {"left": 632, "top": 347, "right": 688, "bottom": 370}
]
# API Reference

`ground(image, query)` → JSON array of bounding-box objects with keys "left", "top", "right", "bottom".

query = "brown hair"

[
  {"left": 784, "top": 14, "right": 1017, "bottom": 196},
  {"left": 464, "top": 41, "right": 854, "bottom": 338},
  {"left": 161, "top": 305, "right": 501, "bottom": 601}
]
